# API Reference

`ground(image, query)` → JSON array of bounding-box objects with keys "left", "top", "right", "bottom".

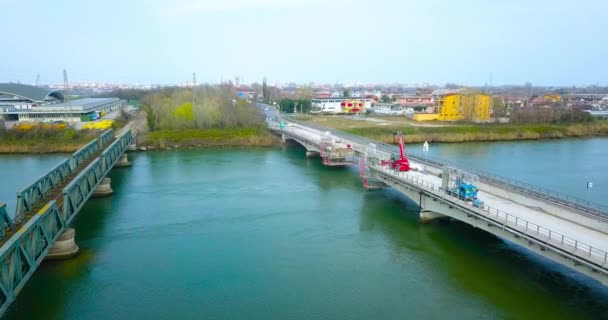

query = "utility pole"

[
  {"left": 63, "top": 69, "right": 70, "bottom": 122},
  {"left": 262, "top": 77, "right": 268, "bottom": 104},
  {"left": 192, "top": 72, "right": 197, "bottom": 106}
]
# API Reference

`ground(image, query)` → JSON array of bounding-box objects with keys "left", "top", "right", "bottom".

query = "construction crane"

[
  {"left": 390, "top": 131, "right": 411, "bottom": 171},
  {"left": 35, "top": 74, "right": 40, "bottom": 87}
]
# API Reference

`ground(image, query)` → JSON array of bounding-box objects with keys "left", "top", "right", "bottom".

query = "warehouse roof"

[{"left": 0, "top": 83, "right": 65, "bottom": 103}]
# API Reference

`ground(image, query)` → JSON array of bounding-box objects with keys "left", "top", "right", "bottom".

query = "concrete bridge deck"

[{"left": 270, "top": 117, "right": 608, "bottom": 286}]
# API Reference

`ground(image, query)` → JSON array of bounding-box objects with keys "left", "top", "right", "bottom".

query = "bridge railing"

[
  {"left": 71, "top": 139, "right": 100, "bottom": 169},
  {"left": 10, "top": 129, "right": 115, "bottom": 227},
  {"left": 14, "top": 158, "right": 72, "bottom": 225},
  {"left": 62, "top": 159, "right": 105, "bottom": 225},
  {"left": 374, "top": 165, "right": 608, "bottom": 270},
  {"left": 98, "top": 129, "right": 114, "bottom": 148},
  {"left": 0, "top": 204, "right": 11, "bottom": 239},
  {"left": 283, "top": 117, "right": 608, "bottom": 220},
  {"left": 0, "top": 201, "right": 63, "bottom": 315},
  {"left": 0, "top": 129, "right": 131, "bottom": 315},
  {"left": 63, "top": 130, "right": 132, "bottom": 225}
]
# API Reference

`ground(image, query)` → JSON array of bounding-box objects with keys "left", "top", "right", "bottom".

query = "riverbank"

[
  {"left": 0, "top": 129, "right": 99, "bottom": 153},
  {"left": 0, "top": 120, "right": 131, "bottom": 154},
  {"left": 291, "top": 115, "right": 608, "bottom": 143},
  {"left": 142, "top": 127, "right": 281, "bottom": 148}
]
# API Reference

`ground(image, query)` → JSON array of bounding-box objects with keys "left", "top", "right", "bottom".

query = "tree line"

[{"left": 140, "top": 86, "right": 263, "bottom": 131}]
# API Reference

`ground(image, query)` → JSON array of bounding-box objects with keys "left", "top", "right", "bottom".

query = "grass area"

[
  {"left": 292, "top": 115, "right": 608, "bottom": 143},
  {"left": 145, "top": 127, "right": 281, "bottom": 147},
  {"left": 0, "top": 128, "right": 100, "bottom": 153}
]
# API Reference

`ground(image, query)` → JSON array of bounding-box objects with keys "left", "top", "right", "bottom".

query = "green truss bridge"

[{"left": 0, "top": 128, "right": 133, "bottom": 314}]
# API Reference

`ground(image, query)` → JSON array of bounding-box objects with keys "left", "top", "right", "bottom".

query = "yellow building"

[
  {"left": 437, "top": 94, "right": 464, "bottom": 121},
  {"left": 466, "top": 93, "right": 492, "bottom": 121},
  {"left": 544, "top": 94, "right": 562, "bottom": 103},
  {"left": 437, "top": 93, "right": 492, "bottom": 121}
]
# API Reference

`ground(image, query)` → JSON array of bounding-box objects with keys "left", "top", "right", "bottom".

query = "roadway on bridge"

[
  {"left": 405, "top": 167, "right": 608, "bottom": 253},
  {"left": 271, "top": 115, "right": 608, "bottom": 280}
]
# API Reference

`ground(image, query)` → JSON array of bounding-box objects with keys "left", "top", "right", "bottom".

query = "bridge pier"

[
  {"left": 306, "top": 151, "right": 319, "bottom": 157},
  {"left": 420, "top": 210, "right": 449, "bottom": 223},
  {"left": 45, "top": 228, "right": 79, "bottom": 260},
  {"left": 92, "top": 178, "right": 113, "bottom": 197},
  {"left": 114, "top": 154, "right": 132, "bottom": 167}
]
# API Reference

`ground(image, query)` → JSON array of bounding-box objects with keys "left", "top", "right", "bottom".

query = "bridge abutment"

[
  {"left": 92, "top": 178, "right": 113, "bottom": 197},
  {"left": 45, "top": 228, "right": 79, "bottom": 260}
]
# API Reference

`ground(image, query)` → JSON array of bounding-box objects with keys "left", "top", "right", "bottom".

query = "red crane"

[{"left": 391, "top": 131, "right": 411, "bottom": 171}]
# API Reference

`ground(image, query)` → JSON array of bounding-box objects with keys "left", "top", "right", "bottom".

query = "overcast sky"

[{"left": 1, "top": 0, "right": 607, "bottom": 86}]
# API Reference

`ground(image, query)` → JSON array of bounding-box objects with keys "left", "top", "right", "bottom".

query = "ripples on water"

[{"left": 1, "top": 143, "right": 607, "bottom": 320}]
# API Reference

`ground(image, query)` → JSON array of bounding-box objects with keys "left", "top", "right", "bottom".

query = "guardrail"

[
  {"left": 372, "top": 165, "right": 608, "bottom": 270},
  {"left": 274, "top": 124, "right": 321, "bottom": 148},
  {"left": 282, "top": 117, "right": 608, "bottom": 220}
]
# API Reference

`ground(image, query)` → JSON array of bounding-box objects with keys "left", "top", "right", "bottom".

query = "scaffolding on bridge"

[
  {"left": 360, "top": 143, "right": 387, "bottom": 189},
  {"left": 319, "top": 132, "right": 355, "bottom": 166}
]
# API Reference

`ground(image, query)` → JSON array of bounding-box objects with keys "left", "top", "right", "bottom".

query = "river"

[{"left": 1, "top": 138, "right": 607, "bottom": 319}]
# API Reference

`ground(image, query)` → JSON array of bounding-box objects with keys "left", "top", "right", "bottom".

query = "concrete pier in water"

[
  {"left": 92, "top": 178, "right": 113, "bottom": 197},
  {"left": 45, "top": 228, "right": 79, "bottom": 260},
  {"left": 114, "top": 154, "right": 132, "bottom": 167},
  {"left": 306, "top": 151, "right": 319, "bottom": 157}
]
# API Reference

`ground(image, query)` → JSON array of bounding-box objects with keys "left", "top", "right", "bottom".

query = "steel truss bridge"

[{"left": 0, "top": 129, "right": 132, "bottom": 314}]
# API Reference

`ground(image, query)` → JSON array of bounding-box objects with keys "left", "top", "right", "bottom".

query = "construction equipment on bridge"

[
  {"left": 390, "top": 131, "right": 411, "bottom": 171},
  {"left": 360, "top": 143, "right": 388, "bottom": 189},
  {"left": 442, "top": 167, "right": 483, "bottom": 206},
  {"left": 319, "top": 132, "right": 355, "bottom": 166}
]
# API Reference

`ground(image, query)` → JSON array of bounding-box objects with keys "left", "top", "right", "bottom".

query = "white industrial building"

[
  {"left": 371, "top": 103, "right": 415, "bottom": 116},
  {"left": 0, "top": 83, "right": 124, "bottom": 123}
]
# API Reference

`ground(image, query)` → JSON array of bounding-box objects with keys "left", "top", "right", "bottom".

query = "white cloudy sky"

[{"left": 1, "top": 0, "right": 607, "bottom": 85}]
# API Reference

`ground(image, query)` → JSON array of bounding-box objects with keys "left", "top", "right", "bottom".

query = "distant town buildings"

[
  {"left": 310, "top": 98, "right": 373, "bottom": 114},
  {"left": 395, "top": 94, "right": 433, "bottom": 107}
]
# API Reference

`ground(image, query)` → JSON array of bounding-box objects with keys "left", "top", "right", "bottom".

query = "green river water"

[{"left": 0, "top": 138, "right": 607, "bottom": 319}]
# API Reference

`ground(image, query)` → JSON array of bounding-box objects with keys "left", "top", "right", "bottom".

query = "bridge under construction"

[{"left": 271, "top": 117, "right": 608, "bottom": 287}]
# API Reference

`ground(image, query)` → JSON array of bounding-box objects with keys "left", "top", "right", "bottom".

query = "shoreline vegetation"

[
  {"left": 136, "top": 86, "right": 280, "bottom": 149},
  {"left": 0, "top": 127, "right": 101, "bottom": 154},
  {"left": 290, "top": 115, "right": 608, "bottom": 144},
  {"left": 3, "top": 85, "right": 607, "bottom": 153},
  {"left": 0, "top": 86, "right": 281, "bottom": 153},
  {"left": 146, "top": 128, "right": 280, "bottom": 148}
]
